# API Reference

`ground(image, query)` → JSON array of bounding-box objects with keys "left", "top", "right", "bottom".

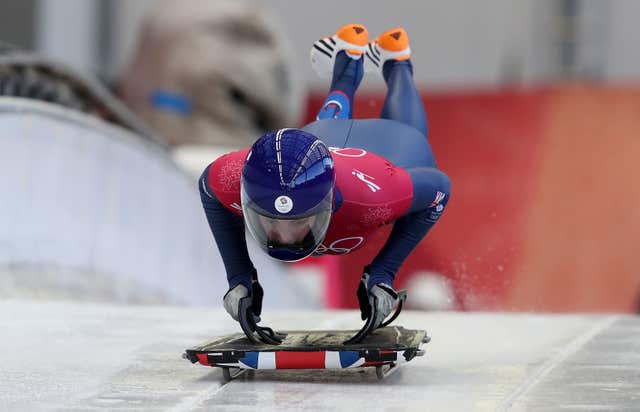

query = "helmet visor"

[{"left": 242, "top": 191, "right": 332, "bottom": 262}]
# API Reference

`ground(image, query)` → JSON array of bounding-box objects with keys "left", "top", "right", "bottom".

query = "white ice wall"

[
  {"left": 0, "top": 97, "right": 312, "bottom": 307},
  {"left": 0, "top": 98, "right": 222, "bottom": 304}
]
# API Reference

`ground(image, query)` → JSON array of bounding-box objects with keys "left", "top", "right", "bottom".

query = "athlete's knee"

[
  {"left": 429, "top": 170, "right": 451, "bottom": 209},
  {"left": 421, "top": 171, "right": 450, "bottom": 224},
  {"left": 408, "top": 167, "right": 451, "bottom": 214},
  {"left": 435, "top": 171, "right": 451, "bottom": 200}
]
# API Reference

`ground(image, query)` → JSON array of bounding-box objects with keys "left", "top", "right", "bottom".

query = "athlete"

[{"left": 200, "top": 24, "right": 450, "bottom": 341}]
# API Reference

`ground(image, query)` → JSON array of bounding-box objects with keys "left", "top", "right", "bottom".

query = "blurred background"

[{"left": 1, "top": 0, "right": 639, "bottom": 313}]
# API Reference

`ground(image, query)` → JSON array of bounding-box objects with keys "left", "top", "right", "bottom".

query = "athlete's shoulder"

[
  {"left": 207, "top": 148, "right": 250, "bottom": 194},
  {"left": 205, "top": 148, "right": 249, "bottom": 215}
]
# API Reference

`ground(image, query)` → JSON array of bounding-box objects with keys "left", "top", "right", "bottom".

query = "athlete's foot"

[
  {"left": 310, "top": 23, "right": 369, "bottom": 78},
  {"left": 365, "top": 27, "right": 412, "bottom": 75}
]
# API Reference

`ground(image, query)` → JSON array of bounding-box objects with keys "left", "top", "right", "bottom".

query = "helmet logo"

[{"left": 275, "top": 195, "right": 293, "bottom": 214}]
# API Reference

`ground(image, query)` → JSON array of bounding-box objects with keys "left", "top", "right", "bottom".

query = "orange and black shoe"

[
  {"left": 310, "top": 23, "right": 369, "bottom": 78},
  {"left": 365, "top": 27, "right": 412, "bottom": 75}
]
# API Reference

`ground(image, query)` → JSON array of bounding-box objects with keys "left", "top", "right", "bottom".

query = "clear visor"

[
  {"left": 241, "top": 189, "right": 333, "bottom": 261},
  {"left": 244, "top": 208, "right": 331, "bottom": 261}
]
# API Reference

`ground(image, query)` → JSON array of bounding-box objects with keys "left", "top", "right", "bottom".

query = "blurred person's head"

[{"left": 119, "top": 0, "right": 303, "bottom": 147}]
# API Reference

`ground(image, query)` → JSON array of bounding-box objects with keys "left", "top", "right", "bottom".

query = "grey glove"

[
  {"left": 369, "top": 283, "right": 400, "bottom": 328},
  {"left": 223, "top": 284, "right": 249, "bottom": 321},
  {"left": 223, "top": 274, "right": 264, "bottom": 322},
  {"left": 347, "top": 267, "right": 405, "bottom": 344},
  {"left": 357, "top": 270, "right": 401, "bottom": 329}
]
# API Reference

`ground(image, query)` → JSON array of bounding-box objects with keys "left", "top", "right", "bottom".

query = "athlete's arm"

[
  {"left": 199, "top": 164, "right": 255, "bottom": 291},
  {"left": 366, "top": 166, "right": 450, "bottom": 288}
]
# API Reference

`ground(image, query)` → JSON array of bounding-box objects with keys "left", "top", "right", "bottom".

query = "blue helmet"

[{"left": 241, "top": 128, "right": 335, "bottom": 261}]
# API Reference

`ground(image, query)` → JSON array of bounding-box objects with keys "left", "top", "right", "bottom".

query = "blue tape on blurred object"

[{"left": 149, "top": 90, "right": 193, "bottom": 115}]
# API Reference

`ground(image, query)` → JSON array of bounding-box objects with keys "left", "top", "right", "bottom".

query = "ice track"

[{"left": 1, "top": 300, "right": 638, "bottom": 411}]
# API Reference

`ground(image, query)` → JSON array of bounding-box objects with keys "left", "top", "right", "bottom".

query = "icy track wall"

[
  {"left": 0, "top": 97, "right": 226, "bottom": 304},
  {"left": 303, "top": 85, "right": 640, "bottom": 312}
]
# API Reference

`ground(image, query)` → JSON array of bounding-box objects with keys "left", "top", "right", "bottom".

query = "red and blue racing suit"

[{"left": 200, "top": 53, "right": 450, "bottom": 292}]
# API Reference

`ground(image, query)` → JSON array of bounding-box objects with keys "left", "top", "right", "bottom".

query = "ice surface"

[{"left": 0, "top": 300, "right": 637, "bottom": 411}]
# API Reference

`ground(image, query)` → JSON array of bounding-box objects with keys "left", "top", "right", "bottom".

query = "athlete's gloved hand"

[
  {"left": 356, "top": 270, "right": 400, "bottom": 328},
  {"left": 223, "top": 271, "right": 284, "bottom": 345},
  {"left": 223, "top": 274, "right": 263, "bottom": 322},
  {"left": 368, "top": 283, "right": 400, "bottom": 328},
  {"left": 346, "top": 267, "right": 406, "bottom": 344}
]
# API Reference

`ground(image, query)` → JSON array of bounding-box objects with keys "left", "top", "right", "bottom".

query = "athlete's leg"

[
  {"left": 381, "top": 60, "right": 427, "bottom": 136},
  {"left": 366, "top": 28, "right": 427, "bottom": 136},
  {"left": 311, "top": 24, "right": 368, "bottom": 120},
  {"left": 315, "top": 52, "right": 363, "bottom": 120}
]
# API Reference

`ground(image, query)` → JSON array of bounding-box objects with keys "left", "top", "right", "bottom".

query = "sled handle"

[
  {"left": 343, "top": 310, "right": 377, "bottom": 344},
  {"left": 238, "top": 297, "right": 285, "bottom": 345},
  {"left": 380, "top": 290, "right": 407, "bottom": 328},
  {"left": 343, "top": 289, "right": 407, "bottom": 344}
]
